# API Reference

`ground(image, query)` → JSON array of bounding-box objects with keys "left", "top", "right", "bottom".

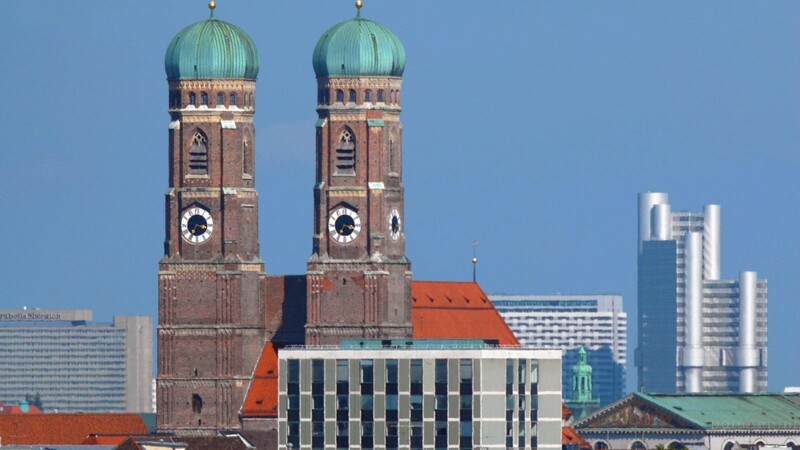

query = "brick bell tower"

[
  {"left": 157, "top": 4, "right": 264, "bottom": 434},
  {"left": 306, "top": 5, "right": 413, "bottom": 345}
]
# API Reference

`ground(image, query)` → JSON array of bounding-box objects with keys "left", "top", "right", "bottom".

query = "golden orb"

[
  {"left": 209, "top": 0, "right": 216, "bottom": 10},
  {"left": 472, "top": 257, "right": 478, "bottom": 264},
  {"left": 355, "top": 0, "right": 363, "bottom": 9}
]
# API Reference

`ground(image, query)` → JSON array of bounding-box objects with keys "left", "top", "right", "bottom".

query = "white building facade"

[
  {"left": 0, "top": 309, "right": 153, "bottom": 412},
  {"left": 276, "top": 340, "right": 562, "bottom": 450},
  {"left": 490, "top": 294, "right": 627, "bottom": 406}
]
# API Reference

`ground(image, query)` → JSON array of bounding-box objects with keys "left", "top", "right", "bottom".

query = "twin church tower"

[{"left": 157, "top": 3, "right": 413, "bottom": 433}]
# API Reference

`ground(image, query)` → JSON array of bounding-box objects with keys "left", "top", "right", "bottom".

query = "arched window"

[
  {"left": 229, "top": 93, "right": 236, "bottom": 106},
  {"left": 594, "top": 442, "right": 609, "bottom": 450},
  {"left": 335, "top": 129, "right": 355, "bottom": 174},
  {"left": 723, "top": 442, "right": 735, "bottom": 450},
  {"left": 669, "top": 442, "right": 686, "bottom": 450},
  {"left": 191, "top": 393, "right": 203, "bottom": 414},
  {"left": 200, "top": 92, "right": 208, "bottom": 106},
  {"left": 188, "top": 130, "right": 209, "bottom": 175},
  {"left": 336, "top": 89, "right": 344, "bottom": 103},
  {"left": 217, "top": 92, "right": 224, "bottom": 106},
  {"left": 349, "top": 89, "right": 357, "bottom": 103},
  {"left": 631, "top": 441, "right": 646, "bottom": 450},
  {"left": 388, "top": 139, "right": 395, "bottom": 173},
  {"left": 188, "top": 92, "right": 196, "bottom": 106},
  {"left": 364, "top": 89, "right": 372, "bottom": 103},
  {"left": 242, "top": 129, "right": 253, "bottom": 177},
  {"left": 377, "top": 89, "right": 385, "bottom": 102}
]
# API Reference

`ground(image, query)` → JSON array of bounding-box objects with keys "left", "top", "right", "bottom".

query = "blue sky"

[{"left": 1, "top": 2, "right": 798, "bottom": 392}]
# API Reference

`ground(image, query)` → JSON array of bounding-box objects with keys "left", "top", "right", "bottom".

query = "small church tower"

[
  {"left": 566, "top": 347, "right": 601, "bottom": 421},
  {"left": 306, "top": 4, "right": 413, "bottom": 344},
  {"left": 157, "top": 3, "right": 265, "bottom": 434}
]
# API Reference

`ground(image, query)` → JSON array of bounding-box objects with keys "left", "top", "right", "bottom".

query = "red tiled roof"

[
  {"left": 81, "top": 435, "right": 131, "bottom": 445},
  {"left": 113, "top": 437, "right": 144, "bottom": 450},
  {"left": 563, "top": 403, "right": 573, "bottom": 420},
  {"left": 0, "top": 413, "right": 148, "bottom": 445},
  {"left": 241, "top": 280, "right": 519, "bottom": 418},
  {"left": 0, "top": 402, "right": 42, "bottom": 415},
  {"left": 563, "top": 426, "right": 592, "bottom": 450},
  {"left": 241, "top": 342, "right": 279, "bottom": 418},
  {"left": 411, "top": 281, "right": 519, "bottom": 345}
]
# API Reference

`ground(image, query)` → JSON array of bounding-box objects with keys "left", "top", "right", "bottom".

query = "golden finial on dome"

[
  {"left": 209, "top": 0, "right": 216, "bottom": 11},
  {"left": 355, "top": 0, "right": 363, "bottom": 10}
]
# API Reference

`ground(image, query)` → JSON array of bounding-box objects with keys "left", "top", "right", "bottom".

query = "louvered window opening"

[
  {"left": 336, "top": 130, "right": 355, "bottom": 174},
  {"left": 189, "top": 132, "right": 209, "bottom": 175}
]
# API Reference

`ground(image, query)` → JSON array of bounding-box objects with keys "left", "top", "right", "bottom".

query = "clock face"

[
  {"left": 180, "top": 207, "right": 214, "bottom": 244},
  {"left": 328, "top": 207, "right": 361, "bottom": 243},
  {"left": 389, "top": 208, "right": 401, "bottom": 240}
]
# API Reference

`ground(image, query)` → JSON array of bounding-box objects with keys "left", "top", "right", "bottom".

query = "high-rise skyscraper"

[
  {"left": 490, "top": 294, "right": 627, "bottom": 405},
  {"left": 636, "top": 192, "right": 767, "bottom": 393}
]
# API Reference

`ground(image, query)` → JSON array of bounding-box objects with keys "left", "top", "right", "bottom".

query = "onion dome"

[
  {"left": 313, "top": 11, "right": 405, "bottom": 78},
  {"left": 165, "top": 10, "right": 258, "bottom": 80}
]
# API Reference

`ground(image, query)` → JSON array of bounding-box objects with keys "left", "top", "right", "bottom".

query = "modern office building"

[
  {"left": 277, "top": 340, "right": 562, "bottom": 450},
  {"left": 490, "top": 294, "right": 627, "bottom": 406},
  {"left": 0, "top": 309, "right": 153, "bottom": 412},
  {"left": 637, "top": 192, "right": 768, "bottom": 393}
]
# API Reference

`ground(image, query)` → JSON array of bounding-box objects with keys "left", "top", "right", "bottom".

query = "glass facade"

[{"left": 491, "top": 294, "right": 627, "bottom": 406}]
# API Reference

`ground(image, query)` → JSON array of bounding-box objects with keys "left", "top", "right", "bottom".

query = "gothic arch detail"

[
  {"left": 188, "top": 129, "right": 209, "bottom": 175},
  {"left": 242, "top": 127, "right": 254, "bottom": 177},
  {"left": 335, "top": 128, "right": 355, "bottom": 174}
]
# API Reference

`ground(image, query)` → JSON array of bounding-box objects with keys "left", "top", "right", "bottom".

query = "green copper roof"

[
  {"left": 639, "top": 392, "right": 800, "bottom": 429},
  {"left": 573, "top": 346, "right": 593, "bottom": 376},
  {"left": 165, "top": 15, "right": 258, "bottom": 80},
  {"left": 312, "top": 16, "right": 405, "bottom": 78}
]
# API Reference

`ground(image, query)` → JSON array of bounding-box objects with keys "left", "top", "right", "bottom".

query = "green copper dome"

[
  {"left": 165, "top": 15, "right": 259, "bottom": 80},
  {"left": 313, "top": 15, "right": 405, "bottom": 78}
]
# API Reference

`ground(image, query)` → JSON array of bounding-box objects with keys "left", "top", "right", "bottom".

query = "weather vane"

[{"left": 472, "top": 241, "right": 479, "bottom": 283}]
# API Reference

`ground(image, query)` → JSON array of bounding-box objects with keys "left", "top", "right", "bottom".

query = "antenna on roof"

[{"left": 472, "top": 241, "right": 479, "bottom": 283}]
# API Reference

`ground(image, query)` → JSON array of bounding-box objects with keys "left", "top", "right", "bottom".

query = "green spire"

[{"left": 572, "top": 346, "right": 594, "bottom": 402}]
